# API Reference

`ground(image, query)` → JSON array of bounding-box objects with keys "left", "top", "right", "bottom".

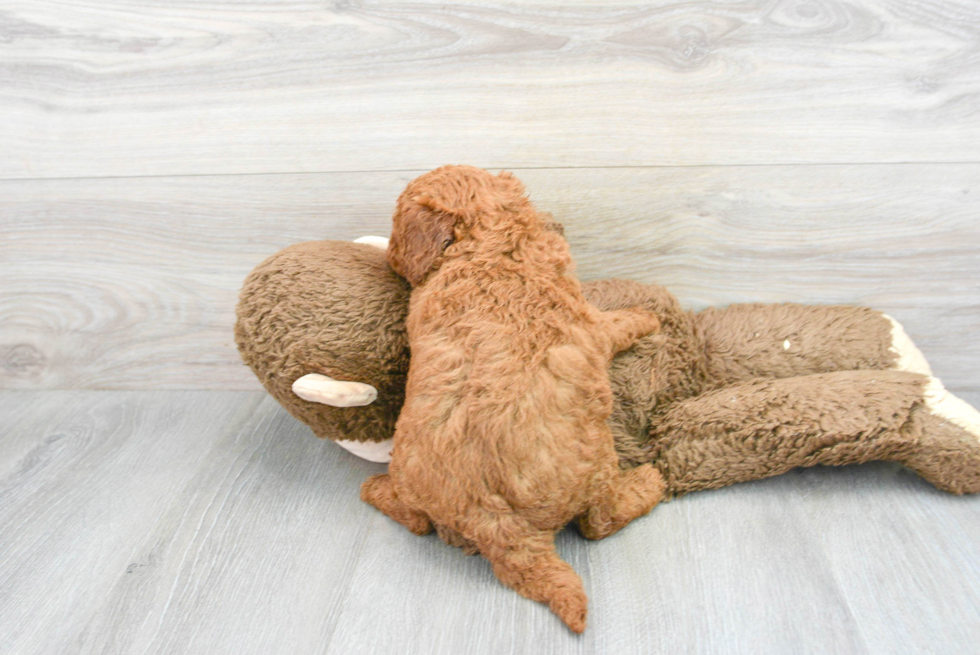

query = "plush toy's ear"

[{"left": 387, "top": 196, "right": 457, "bottom": 287}]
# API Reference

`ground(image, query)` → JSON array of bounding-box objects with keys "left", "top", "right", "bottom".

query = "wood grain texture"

[
  {"left": 0, "top": 391, "right": 265, "bottom": 655},
  {"left": 795, "top": 464, "right": 980, "bottom": 653},
  {"left": 2, "top": 0, "right": 980, "bottom": 179},
  {"left": 72, "top": 394, "right": 387, "bottom": 655},
  {"left": 2, "top": 165, "right": 977, "bottom": 392},
  {"left": 1, "top": 391, "right": 978, "bottom": 654}
]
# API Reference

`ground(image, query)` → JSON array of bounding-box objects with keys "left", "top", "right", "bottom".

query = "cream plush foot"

[
  {"left": 903, "top": 380, "right": 980, "bottom": 495},
  {"left": 883, "top": 314, "right": 933, "bottom": 376},
  {"left": 882, "top": 316, "right": 980, "bottom": 491},
  {"left": 923, "top": 376, "right": 980, "bottom": 439}
]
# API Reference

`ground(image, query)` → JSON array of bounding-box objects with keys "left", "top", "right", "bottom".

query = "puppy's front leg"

[
  {"left": 361, "top": 474, "right": 433, "bottom": 535},
  {"left": 601, "top": 307, "right": 661, "bottom": 355}
]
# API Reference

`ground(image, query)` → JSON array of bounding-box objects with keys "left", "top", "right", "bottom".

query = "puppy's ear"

[{"left": 388, "top": 200, "right": 457, "bottom": 287}]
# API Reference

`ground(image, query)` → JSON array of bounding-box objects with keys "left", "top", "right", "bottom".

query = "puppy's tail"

[{"left": 476, "top": 526, "right": 587, "bottom": 633}]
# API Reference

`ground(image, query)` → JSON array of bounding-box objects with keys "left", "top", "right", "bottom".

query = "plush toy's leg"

[
  {"left": 693, "top": 304, "right": 928, "bottom": 387},
  {"left": 471, "top": 521, "right": 587, "bottom": 633},
  {"left": 905, "top": 377, "right": 980, "bottom": 493},
  {"left": 601, "top": 307, "right": 661, "bottom": 355},
  {"left": 360, "top": 474, "right": 433, "bottom": 535},
  {"left": 648, "top": 370, "right": 980, "bottom": 497},
  {"left": 576, "top": 463, "right": 665, "bottom": 540}
]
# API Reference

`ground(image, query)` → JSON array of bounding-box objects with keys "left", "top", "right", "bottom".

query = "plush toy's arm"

[
  {"left": 694, "top": 304, "right": 931, "bottom": 388},
  {"left": 648, "top": 369, "right": 980, "bottom": 497}
]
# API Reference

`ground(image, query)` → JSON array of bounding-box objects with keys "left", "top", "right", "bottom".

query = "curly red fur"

[{"left": 363, "top": 165, "right": 664, "bottom": 633}]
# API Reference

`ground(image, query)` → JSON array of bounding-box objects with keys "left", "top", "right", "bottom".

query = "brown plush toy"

[{"left": 236, "top": 238, "right": 980, "bottom": 498}]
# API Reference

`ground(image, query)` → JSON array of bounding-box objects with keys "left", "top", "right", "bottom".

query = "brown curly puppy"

[{"left": 360, "top": 165, "right": 664, "bottom": 633}]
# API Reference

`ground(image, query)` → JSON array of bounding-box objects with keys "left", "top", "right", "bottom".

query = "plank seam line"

[{"left": 2, "top": 160, "right": 980, "bottom": 184}]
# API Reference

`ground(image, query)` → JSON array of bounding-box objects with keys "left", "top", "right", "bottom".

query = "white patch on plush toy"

[
  {"left": 924, "top": 377, "right": 980, "bottom": 441},
  {"left": 334, "top": 438, "right": 393, "bottom": 463},
  {"left": 292, "top": 373, "right": 378, "bottom": 407},
  {"left": 884, "top": 314, "right": 933, "bottom": 376},
  {"left": 354, "top": 236, "right": 390, "bottom": 251}
]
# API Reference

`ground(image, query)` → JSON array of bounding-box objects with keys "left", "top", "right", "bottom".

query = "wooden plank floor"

[
  {"left": 2, "top": 0, "right": 980, "bottom": 652},
  {"left": 1, "top": 390, "right": 978, "bottom": 655}
]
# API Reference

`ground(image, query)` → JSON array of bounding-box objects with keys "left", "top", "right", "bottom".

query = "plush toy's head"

[
  {"left": 235, "top": 238, "right": 702, "bottom": 465},
  {"left": 235, "top": 240, "right": 411, "bottom": 456}
]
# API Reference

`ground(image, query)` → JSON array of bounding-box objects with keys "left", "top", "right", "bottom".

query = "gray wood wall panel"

[
  {"left": 2, "top": 0, "right": 979, "bottom": 179},
  {"left": 2, "top": 165, "right": 977, "bottom": 392}
]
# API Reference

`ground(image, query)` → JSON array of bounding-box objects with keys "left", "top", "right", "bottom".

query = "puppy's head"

[{"left": 387, "top": 165, "right": 531, "bottom": 287}]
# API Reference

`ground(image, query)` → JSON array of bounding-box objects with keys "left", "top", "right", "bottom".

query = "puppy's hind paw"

[{"left": 360, "top": 474, "right": 433, "bottom": 535}]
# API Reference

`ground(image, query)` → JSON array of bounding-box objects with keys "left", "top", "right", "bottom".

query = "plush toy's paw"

[
  {"left": 884, "top": 314, "right": 933, "bottom": 376},
  {"left": 923, "top": 377, "right": 980, "bottom": 440},
  {"left": 353, "top": 235, "right": 390, "bottom": 250},
  {"left": 292, "top": 373, "right": 378, "bottom": 407},
  {"left": 903, "top": 377, "right": 980, "bottom": 494},
  {"left": 334, "top": 438, "right": 393, "bottom": 463}
]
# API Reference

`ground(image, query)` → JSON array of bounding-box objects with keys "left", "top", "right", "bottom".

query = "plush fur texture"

[
  {"left": 235, "top": 240, "right": 410, "bottom": 444},
  {"left": 584, "top": 281, "right": 980, "bottom": 495},
  {"left": 236, "top": 240, "right": 980, "bottom": 501},
  {"left": 362, "top": 166, "right": 664, "bottom": 632}
]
